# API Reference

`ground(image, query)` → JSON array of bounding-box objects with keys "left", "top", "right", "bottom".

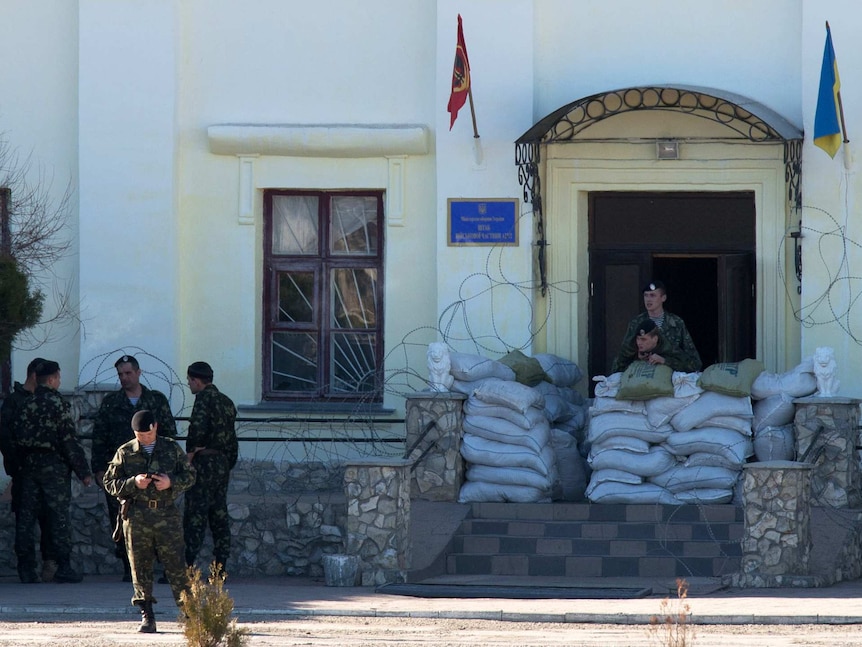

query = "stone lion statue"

[
  {"left": 427, "top": 342, "right": 454, "bottom": 392},
  {"left": 813, "top": 346, "right": 839, "bottom": 397}
]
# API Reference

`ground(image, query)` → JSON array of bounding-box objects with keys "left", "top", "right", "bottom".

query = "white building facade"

[{"left": 1, "top": 1, "right": 859, "bottom": 451}]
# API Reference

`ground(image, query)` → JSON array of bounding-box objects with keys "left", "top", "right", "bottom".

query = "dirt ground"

[{"left": 1, "top": 615, "right": 862, "bottom": 647}]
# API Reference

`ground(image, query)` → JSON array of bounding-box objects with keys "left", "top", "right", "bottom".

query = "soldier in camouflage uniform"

[
  {"left": 183, "top": 361, "right": 238, "bottom": 571},
  {"left": 612, "top": 280, "right": 702, "bottom": 374},
  {"left": 103, "top": 409, "right": 195, "bottom": 634},
  {"left": 10, "top": 360, "right": 92, "bottom": 584},
  {"left": 92, "top": 354, "right": 176, "bottom": 581},
  {"left": 0, "top": 357, "right": 59, "bottom": 581}
]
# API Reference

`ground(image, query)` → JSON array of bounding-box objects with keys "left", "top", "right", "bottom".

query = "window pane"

[
  {"left": 330, "top": 196, "right": 377, "bottom": 255},
  {"left": 331, "top": 268, "right": 377, "bottom": 329},
  {"left": 330, "top": 332, "right": 377, "bottom": 393},
  {"left": 272, "top": 332, "right": 318, "bottom": 392},
  {"left": 277, "top": 271, "right": 314, "bottom": 323},
  {"left": 272, "top": 195, "right": 319, "bottom": 255}
]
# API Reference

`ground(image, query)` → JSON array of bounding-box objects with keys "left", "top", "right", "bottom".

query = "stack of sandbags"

[
  {"left": 749, "top": 359, "right": 817, "bottom": 460},
  {"left": 586, "top": 360, "right": 764, "bottom": 505},
  {"left": 458, "top": 377, "right": 558, "bottom": 502}
]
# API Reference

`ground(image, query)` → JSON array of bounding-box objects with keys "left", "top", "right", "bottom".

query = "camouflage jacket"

[
  {"left": 186, "top": 384, "right": 238, "bottom": 469},
  {"left": 612, "top": 311, "right": 702, "bottom": 374},
  {"left": 0, "top": 381, "right": 31, "bottom": 477},
  {"left": 91, "top": 385, "right": 176, "bottom": 474},
  {"left": 103, "top": 435, "right": 195, "bottom": 504},
  {"left": 12, "top": 384, "right": 91, "bottom": 481}
]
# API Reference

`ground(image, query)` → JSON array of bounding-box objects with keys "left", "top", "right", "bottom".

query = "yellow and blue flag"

[{"left": 814, "top": 23, "right": 843, "bottom": 158}]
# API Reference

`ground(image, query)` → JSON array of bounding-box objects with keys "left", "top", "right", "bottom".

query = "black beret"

[
  {"left": 636, "top": 320, "right": 658, "bottom": 336},
  {"left": 34, "top": 360, "right": 60, "bottom": 377},
  {"left": 643, "top": 280, "right": 666, "bottom": 293},
  {"left": 131, "top": 410, "right": 156, "bottom": 432},
  {"left": 114, "top": 354, "right": 139, "bottom": 369},
  {"left": 187, "top": 361, "right": 214, "bottom": 381}
]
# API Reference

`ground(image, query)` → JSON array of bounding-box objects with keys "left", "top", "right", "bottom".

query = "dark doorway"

[{"left": 588, "top": 192, "right": 755, "bottom": 387}]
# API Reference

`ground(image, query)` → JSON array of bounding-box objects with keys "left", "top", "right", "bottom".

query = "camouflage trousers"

[
  {"left": 183, "top": 454, "right": 231, "bottom": 567},
  {"left": 14, "top": 456, "right": 71, "bottom": 570},
  {"left": 123, "top": 503, "right": 188, "bottom": 606}
]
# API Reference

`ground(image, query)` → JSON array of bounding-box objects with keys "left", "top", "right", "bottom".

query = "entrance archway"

[{"left": 515, "top": 86, "right": 803, "bottom": 382}]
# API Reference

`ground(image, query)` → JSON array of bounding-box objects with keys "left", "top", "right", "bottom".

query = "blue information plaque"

[{"left": 447, "top": 198, "right": 519, "bottom": 246}]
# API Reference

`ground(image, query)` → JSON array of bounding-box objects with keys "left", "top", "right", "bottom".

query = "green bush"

[
  {"left": 180, "top": 563, "right": 249, "bottom": 647},
  {"left": 0, "top": 255, "right": 42, "bottom": 362}
]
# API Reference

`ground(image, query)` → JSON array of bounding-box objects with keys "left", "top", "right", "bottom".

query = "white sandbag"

[
  {"left": 458, "top": 480, "right": 549, "bottom": 503},
  {"left": 565, "top": 406, "right": 588, "bottom": 433},
  {"left": 588, "top": 446, "right": 677, "bottom": 478},
  {"left": 589, "top": 434, "right": 651, "bottom": 455},
  {"left": 461, "top": 433, "right": 555, "bottom": 476},
  {"left": 701, "top": 415, "right": 753, "bottom": 436},
  {"left": 750, "top": 364, "right": 817, "bottom": 400},
  {"left": 664, "top": 427, "right": 754, "bottom": 465},
  {"left": 649, "top": 465, "right": 740, "bottom": 493},
  {"left": 532, "top": 382, "right": 578, "bottom": 423},
  {"left": 472, "top": 378, "right": 545, "bottom": 414},
  {"left": 673, "top": 372, "right": 704, "bottom": 398},
  {"left": 674, "top": 488, "right": 734, "bottom": 504},
  {"left": 589, "top": 468, "right": 643, "bottom": 485},
  {"left": 587, "top": 412, "right": 674, "bottom": 445},
  {"left": 586, "top": 480, "right": 680, "bottom": 504},
  {"left": 590, "top": 396, "right": 646, "bottom": 416},
  {"left": 463, "top": 414, "right": 551, "bottom": 453},
  {"left": 555, "top": 386, "right": 586, "bottom": 406},
  {"left": 551, "top": 429, "right": 587, "bottom": 501},
  {"left": 466, "top": 464, "right": 553, "bottom": 491},
  {"left": 684, "top": 452, "right": 740, "bottom": 470},
  {"left": 644, "top": 394, "right": 699, "bottom": 428},
  {"left": 752, "top": 392, "right": 795, "bottom": 433},
  {"left": 670, "top": 391, "right": 753, "bottom": 432},
  {"left": 592, "top": 373, "right": 621, "bottom": 398},
  {"left": 451, "top": 377, "right": 502, "bottom": 396},
  {"left": 534, "top": 353, "right": 583, "bottom": 387},
  {"left": 464, "top": 396, "right": 548, "bottom": 430},
  {"left": 449, "top": 352, "right": 516, "bottom": 382}
]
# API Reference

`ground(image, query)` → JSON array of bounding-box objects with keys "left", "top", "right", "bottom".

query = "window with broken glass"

[{"left": 263, "top": 190, "right": 384, "bottom": 402}]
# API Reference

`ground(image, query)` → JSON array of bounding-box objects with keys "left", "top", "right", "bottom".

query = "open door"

[{"left": 718, "top": 253, "right": 755, "bottom": 362}]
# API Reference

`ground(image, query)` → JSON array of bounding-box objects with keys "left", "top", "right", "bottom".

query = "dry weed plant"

[
  {"left": 647, "top": 577, "right": 695, "bottom": 647},
  {"left": 179, "top": 562, "right": 250, "bottom": 647}
]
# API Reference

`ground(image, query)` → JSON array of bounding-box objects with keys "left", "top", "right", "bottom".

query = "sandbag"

[
  {"left": 590, "top": 396, "right": 646, "bottom": 416},
  {"left": 466, "top": 464, "right": 553, "bottom": 491},
  {"left": 449, "top": 352, "right": 516, "bottom": 382},
  {"left": 664, "top": 427, "right": 753, "bottom": 465},
  {"left": 670, "top": 391, "right": 753, "bottom": 432},
  {"left": 649, "top": 465, "right": 740, "bottom": 493},
  {"left": 463, "top": 414, "right": 551, "bottom": 453},
  {"left": 586, "top": 480, "right": 680, "bottom": 504},
  {"left": 674, "top": 488, "right": 734, "bottom": 504},
  {"left": 534, "top": 353, "right": 583, "bottom": 387},
  {"left": 750, "top": 364, "right": 817, "bottom": 400},
  {"left": 587, "top": 411, "right": 674, "bottom": 445},
  {"left": 551, "top": 429, "right": 587, "bottom": 501},
  {"left": 472, "top": 378, "right": 545, "bottom": 414},
  {"left": 673, "top": 371, "right": 704, "bottom": 398},
  {"left": 588, "top": 446, "right": 677, "bottom": 478},
  {"left": 464, "top": 396, "right": 547, "bottom": 430},
  {"left": 589, "top": 468, "right": 643, "bottom": 485},
  {"left": 752, "top": 392, "right": 795, "bottom": 433},
  {"left": 533, "top": 381, "right": 578, "bottom": 423},
  {"left": 589, "top": 435, "right": 651, "bottom": 455},
  {"left": 458, "top": 480, "right": 549, "bottom": 503},
  {"left": 461, "top": 433, "right": 555, "bottom": 476},
  {"left": 697, "top": 358, "right": 764, "bottom": 397},
  {"left": 644, "top": 394, "right": 699, "bottom": 428},
  {"left": 616, "top": 361, "right": 674, "bottom": 400},
  {"left": 684, "top": 452, "right": 740, "bottom": 470},
  {"left": 700, "top": 415, "right": 753, "bottom": 436},
  {"left": 592, "top": 373, "right": 622, "bottom": 398},
  {"left": 498, "top": 349, "right": 548, "bottom": 387}
]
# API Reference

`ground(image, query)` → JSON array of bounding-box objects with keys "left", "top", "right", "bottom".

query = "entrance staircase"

[{"left": 440, "top": 502, "right": 743, "bottom": 579}]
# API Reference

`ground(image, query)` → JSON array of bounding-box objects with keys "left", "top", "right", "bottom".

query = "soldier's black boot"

[
  {"left": 138, "top": 600, "right": 157, "bottom": 633},
  {"left": 17, "top": 563, "right": 40, "bottom": 584},
  {"left": 52, "top": 560, "right": 83, "bottom": 583}
]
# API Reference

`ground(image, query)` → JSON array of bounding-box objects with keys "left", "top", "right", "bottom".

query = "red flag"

[{"left": 447, "top": 14, "right": 470, "bottom": 130}]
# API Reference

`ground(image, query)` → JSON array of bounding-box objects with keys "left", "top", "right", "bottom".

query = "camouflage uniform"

[
  {"left": 11, "top": 385, "right": 91, "bottom": 580},
  {"left": 612, "top": 311, "right": 702, "bottom": 374},
  {"left": 103, "top": 435, "right": 195, "bottom": 607},
  {"left": 183, "top": 384, "right": 237, "bottom": 568},
  {"left": 0, "top": 381, "right": 55, "bottom": 563},
  {"left": 92, "top": 386, "right": 176, "bottom": 568}
]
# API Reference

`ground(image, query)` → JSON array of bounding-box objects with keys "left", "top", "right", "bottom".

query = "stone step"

[{"left": 444, "top": 503, "right": 743, "bottom": 579}]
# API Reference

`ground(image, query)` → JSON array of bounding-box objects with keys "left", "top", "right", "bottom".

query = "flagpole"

[{"left": 467, "top": 86, "right": 479, "bottom": 139}]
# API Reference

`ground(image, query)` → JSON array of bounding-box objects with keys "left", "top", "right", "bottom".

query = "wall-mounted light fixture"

[
  {"left": 656, "top": 140, "right": 679, "bottom": 160},
  {"left": 790, "top": 220, "right": 802, "bottom": 294}
]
